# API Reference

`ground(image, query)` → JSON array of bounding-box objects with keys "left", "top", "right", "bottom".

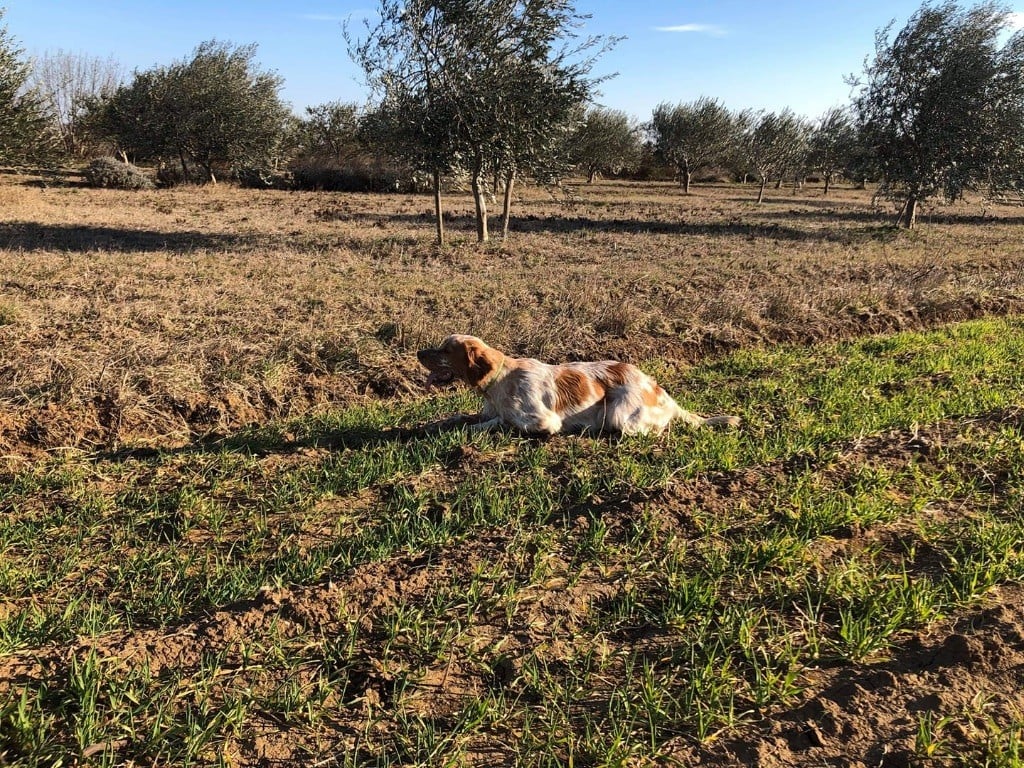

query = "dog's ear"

[{"left": 462, "top": 339, "right": 494, "bottom": 388}]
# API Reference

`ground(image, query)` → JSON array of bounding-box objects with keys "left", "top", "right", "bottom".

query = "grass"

[
  {"left": 915, "top": 698, "right": 1024, "bottom": 767},
  {"left": 3, "top": 173, "right": 1024, "bottom": 764},
  {"left": 0, "top": 176, "right": 1023, "bottom": 452},
  {"left": 2, "top": 314, "right": 1023, "bottom": 764}
]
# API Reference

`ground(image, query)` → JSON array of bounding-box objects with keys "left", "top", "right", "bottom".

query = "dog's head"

[{"left": 417, "top": 334, "right": 502, "bottom": 389}]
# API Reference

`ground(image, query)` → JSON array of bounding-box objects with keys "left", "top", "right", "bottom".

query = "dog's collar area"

[{"left": 478, "top": 355, "right": 505, "bottom": 393}]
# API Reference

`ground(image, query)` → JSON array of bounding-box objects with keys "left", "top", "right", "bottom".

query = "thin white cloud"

[
  {"left": 654, "top": 23, "right": 727, "bottom": 36},
  {"left": 1007, "top": 11, "right": 1024, "bottom": 29}
]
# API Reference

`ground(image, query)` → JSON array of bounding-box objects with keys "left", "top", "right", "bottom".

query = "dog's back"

[{"left": 553, "top": 361, "right": 685, "bottom": 434}]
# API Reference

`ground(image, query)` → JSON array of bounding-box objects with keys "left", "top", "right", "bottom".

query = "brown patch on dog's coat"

[
  {"left": 460, "top": 338, "right": 496, "bottom": 388},
  {"left": 642, "top": 383, "right": 666, "bottom": 408},
  {"left": 554, "top": 368, "right": 592, "bottom": 412},
  {"left": 601, "top": 363, "right": 633, "bottom": 387}
]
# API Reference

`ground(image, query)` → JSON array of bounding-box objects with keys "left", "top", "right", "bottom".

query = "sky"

[{"left": 7, "top": 1, "right": 1024, "bottom": 121}]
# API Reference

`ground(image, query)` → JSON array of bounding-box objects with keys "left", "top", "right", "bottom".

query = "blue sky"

[{"left": 7, "top": 1, "right": 1024, "bottom": 121}]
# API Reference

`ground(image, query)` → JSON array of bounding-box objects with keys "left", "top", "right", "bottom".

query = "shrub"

[
  {"left": 155, "top": 160, "right": 207, "bottom": 187},
  {"left": 82, "top": 157, "right": 154, "bottom": 190},
  {"left": 235, "top": 166, "right": 291, "bottom": 189},
  {"left": 290, "top": 156, "right": 419, "bottom": 192}
]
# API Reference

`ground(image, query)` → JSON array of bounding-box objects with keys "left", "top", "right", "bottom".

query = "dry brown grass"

[{"left": 0, "top": 171, "right": 1021, "bottom": 451}]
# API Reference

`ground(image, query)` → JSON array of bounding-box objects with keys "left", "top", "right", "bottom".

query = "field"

[{"left": 1, "top": 173, "right": 1023, "bottom": 766}]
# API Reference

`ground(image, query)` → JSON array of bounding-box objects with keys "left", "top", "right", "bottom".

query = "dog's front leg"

[
  {"left": 468, "top": 417, "right": 504, "bottom": 433},
  {"left": 438, "top": 413, "right": 479, "bottom": 429}
]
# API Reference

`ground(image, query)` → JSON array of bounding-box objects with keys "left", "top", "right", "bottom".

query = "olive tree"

[
  {"left": 570, "top": 107, "right": 641, "bottom": 182},
  {"left": 0, "top": 10, "right": 55, "bottom": 166},
  {"left": 297, "top": 101, "right": 361, "bottom": 161},
  {"left": 349, "top": 0, "right": 615, "bottom": 243},
  {"left": 809, "top": 107, "right": 858, "bottom": 195},
  {"left": 737, "top": 109, "right": 807, "bottom": 203},
  {"left": 851, "top": 1, "right": 1024, "bottom": 227},
  {"left": 91, "top": 41, "right": 290, "bottom": 183},
  {"left": 984, "top": 25, "right": 1024, "bottom": 201},
  {"left": 348, "top": 1, "right": 469, "bottom": 244},
  {"left": 650, "top": 97, "right": 734, "bottom": 193},
  {"left": 487, "top": 43, "right": 601, "bottom": 239},
  {"left": 360, "top": 91, "right": 458, "bottom": 244}
]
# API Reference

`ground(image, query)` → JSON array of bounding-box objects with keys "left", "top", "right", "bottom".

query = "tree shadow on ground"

[
  {"left": 721, "top": 194, "right": 876, "bottom": 209},
  {"left": 342, "top": 211, "right": 873, "bottom": 242},
  {"left": 744, "top": 207, "right": 896, "bottom": 225},
  {"left": 0, "top": 222, "right": 253, "bottom": 254},
  {"left": 751, "top": 206, "right": 1024, "bottom": 227}
]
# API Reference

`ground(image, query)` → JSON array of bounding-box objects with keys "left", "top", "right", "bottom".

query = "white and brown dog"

[{"left": 417, "top": 334, "right": 739, "bottom": 436}]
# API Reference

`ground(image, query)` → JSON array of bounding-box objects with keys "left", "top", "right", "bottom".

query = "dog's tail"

[
  {"left": 701, "top": 414, "right": 742, "bottom": 428},
  {"left": 676, "top": 406, "right": 741, "bottom": 429}
]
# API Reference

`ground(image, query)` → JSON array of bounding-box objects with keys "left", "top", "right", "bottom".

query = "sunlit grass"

[{"left": 1, "top": 316, "right": 1023, "bottom": 764}]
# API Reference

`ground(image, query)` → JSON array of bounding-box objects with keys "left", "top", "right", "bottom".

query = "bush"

[
  {"left": 82, "top": 157, "right": 154, "bottom": 190},
  {"left": 235, "top": 166, "right": 291, "bottom": 190},
  {"left": 290, "top": 156, "right": 419, "bottom": 192},
  {"left": 155, "top": 160, "right": 208, "bottom": 187}
]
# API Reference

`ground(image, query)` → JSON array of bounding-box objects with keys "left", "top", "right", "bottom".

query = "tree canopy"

[
  {"left": 570, "top": 107, "right": 641, "bottom": 182},
  {"left": 0, "top": 9, "right": 55, "bottom": 166},
  {"left": 650, "top": 97, "right": 734, "bottom": 194},
  {"left": 91, "top": 41, "right": 290, "bottom": 183},
  {"left": 851, "top": 1, "right": 1024, "bottom": 226},
  {"left": 349, "top": 0, "right": 616, "bottom": 243},
  {"left": 736, "top": 109, "right": 808, "bottom": 203},
  {"left": 809, "top": 107, "right": 859, "bottom": 196}
]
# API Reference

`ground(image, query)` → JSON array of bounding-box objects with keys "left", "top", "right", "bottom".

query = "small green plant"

[
  {"left": 981, "top": 722, "right": 1024, "bottom": 768},
  {"left": 0, "top": 301, "right": 18, "bottom": 326},
  {"left": 915, "top": 710, "right": 954, "bottom": 759}
]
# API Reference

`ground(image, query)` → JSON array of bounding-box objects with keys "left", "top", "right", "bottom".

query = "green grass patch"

[{"left": 1, "top": 316, "right": 1023, "bottom": 764}]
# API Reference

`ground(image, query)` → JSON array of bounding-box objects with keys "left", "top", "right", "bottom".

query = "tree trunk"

[
  {"left": 757, "top": 176, "right": 768, "bottom": 204},
  {"left": 823, "top": 173, "right": 832, "bottom": 196},
  {"left": 679, "top": 160, "right": 691, "bottom": 194},
  {"left": 433, "top": 169, "right": 445, "bottom": 247},
  {"left": 471, "top": 166, "right": 489, "bottom": 243},
  {"left": 896, "top": 195, "right": 919, "bottom": 229},
  {"left": 587, "top": 168, "right": 597, "bottom": 183},
  {"left": 501, "top": 169, "right": 515, "bottom": 239}
]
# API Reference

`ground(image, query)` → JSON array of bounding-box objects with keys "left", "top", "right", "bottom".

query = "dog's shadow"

[{"left": 95, "top": 413, "right": 487, "bottom": 463}]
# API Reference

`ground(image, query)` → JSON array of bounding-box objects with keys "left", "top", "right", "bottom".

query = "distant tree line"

[{"left": 1, "top": 1, "right": 1023, "bottom": 232}]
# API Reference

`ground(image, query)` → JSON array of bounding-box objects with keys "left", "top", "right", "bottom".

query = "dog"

[{"left": 417, "top": 334, "right": 740, "bottom": 436}]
